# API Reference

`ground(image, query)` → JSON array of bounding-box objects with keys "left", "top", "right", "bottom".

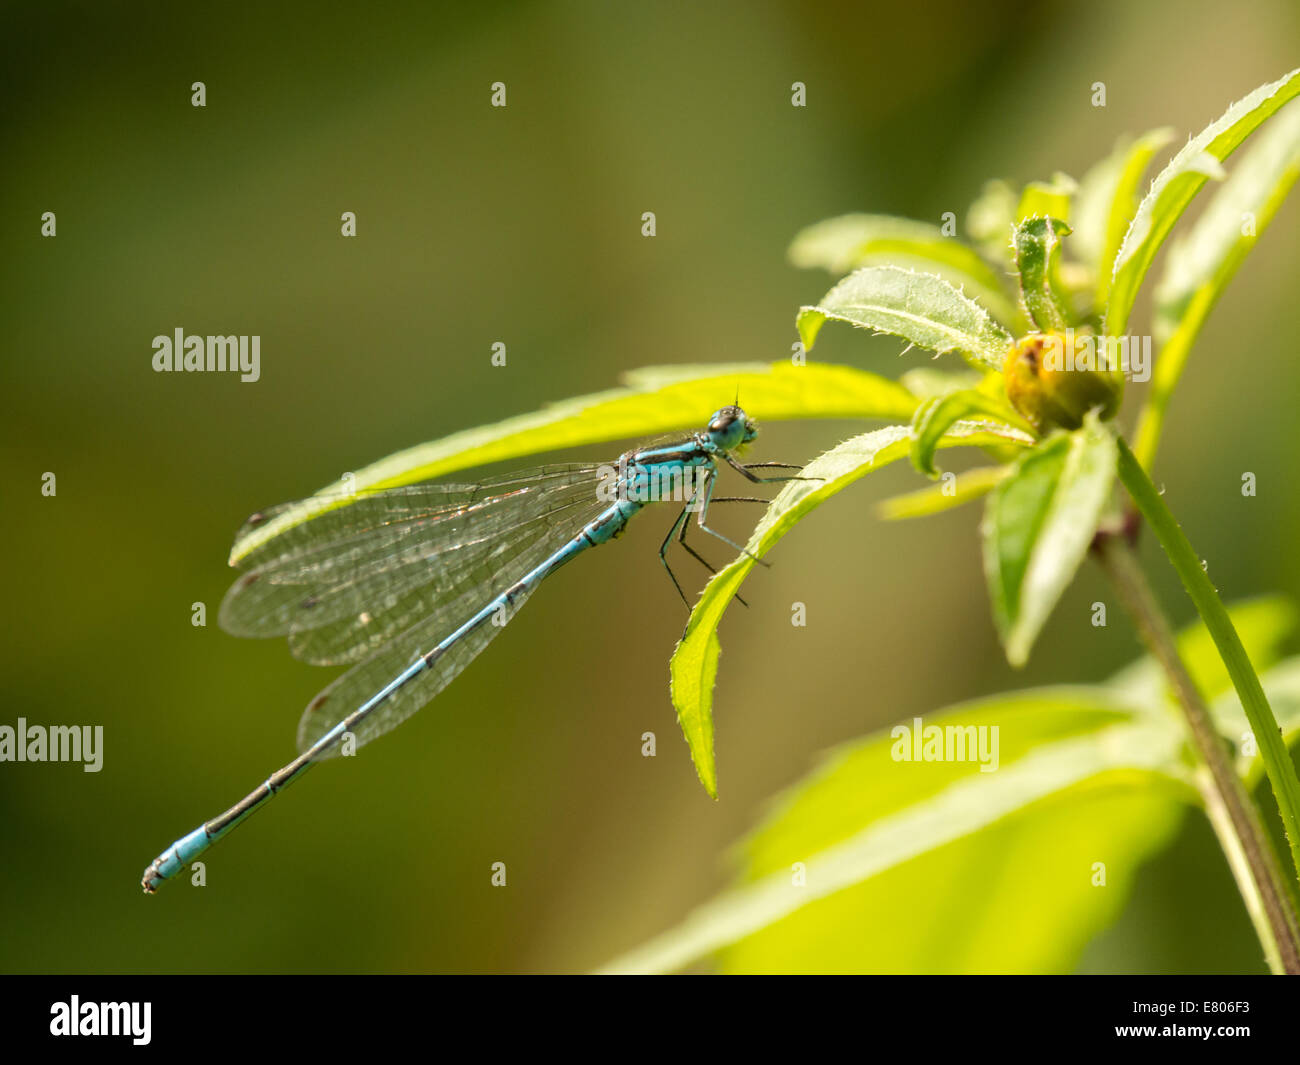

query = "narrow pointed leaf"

[
  {"left": 1156, "top": 102, "right": 1300, "bottom": 335},
  {"left": 1073, "top": 128, "right": 1175, "bottom": 304},
  {"left": 798, "top": 266, "right": 1013, "bottom": 370},
  {"left": 671, "top": 422, "right": 1032, "bottom": 795},
  {"left": 1106, "top": 67, "right": 1300, "bottom": 335},
  {"left": 229, "top": 360, "right": 918, "bottom": 563},
  {"left": 1134, "top": 104, "right": 1300, "bottom": 468},
  {"left": 909, "top": 389, "right": 1034, "bottom": 477},
  {"left": 788, "top": 213, "right": 1018, "bottom": 326},
  {"left": 877, "top": 465, "right": 1009, "bottom": 520},
  {"left": 982, "top": 413, "right": 1118, "bottom": 667},
  {"left": 898, "top": 366, "right": 987, "bottom": 400}
]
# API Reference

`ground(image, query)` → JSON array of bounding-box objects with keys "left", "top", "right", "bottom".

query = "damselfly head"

[{"left": 706, "top": 405, "right": 757, "bottom": 450}]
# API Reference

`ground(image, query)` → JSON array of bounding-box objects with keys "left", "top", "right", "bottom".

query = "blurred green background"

[{"left": 3, "top": 0, "right": 1298, "bottom": 973}]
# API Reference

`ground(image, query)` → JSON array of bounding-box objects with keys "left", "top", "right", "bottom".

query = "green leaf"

[
  {"left": 1109, "top": 595, "right": 1298, "bottom": 711},
  {"left": 228, "top": 360, "right": 918, "bottom": 564},
  {"left": 1131, "top": 103, "right": 1300, "bottom": 468},
  {"left": 1155, "top": 101, "right": 1300, "bottom": 338},
  {"left": 1217, "top": 658, "right": 1300, "bottom": 763},
  {"left": 788, "top": 213, "right": 1019, "bottom": 327},
  {"left": 1106, "top": 67, "right": 1300, "bottom": 335},
  {"left": 671, "top": 425, "right": 904, "bottom": 798},
  {"left": 1016, "top": 173, "right": 1076, "bottom": 223},
  {"left": 722, "top": 785, "right": 1184, "bottom": 974},
  {"left": 1255, "top": 658, "right": 1300, "bottom": 735},
  {"left": 598, "top": 689, "right": 1189, "bottom": 973},
  {"left": 798, "top": 266, "right": 1013, "bottom": 370},
  {"left": 877, "top": 465, "right": 1008, "bottom": 520},
  {"left": 909, "top": 390, "right": 1035, "bottom": 477},
  {"left": 982, "top": 414, "right": 1118, "bottom": 667},
  {"left": 1012, "top": 216, "right": 1075, "bottom": 331},
  {"left": 671, "top": 421, "right": 1032, "bottom": 796},
  {"left": 897, "top": 366, "right": 987, "bottom": 400},
  {"left": 1072, "top": 128, "right": 1175, "bottom": 305},
  {"left": 603, "top": 596, "right": 1293, "bottom": 973},
  {"left": 1228, "top": 657, "right": 1300, "bottom": 785},
  {"left": 672, "top": 619, "right": 723, "bottom": 799}
]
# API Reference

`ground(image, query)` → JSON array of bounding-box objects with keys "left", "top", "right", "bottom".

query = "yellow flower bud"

[{"left": 1003, "top": 331, "right": 1123, "bottom": 432}]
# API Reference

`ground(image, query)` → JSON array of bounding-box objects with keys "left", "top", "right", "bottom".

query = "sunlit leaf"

[
  {"left": 229, "top": 360, "right": 918, "bottom": 563},
  {"left": 1016, "top": 173, "right": 1076, "bottom": 223},
  {"left": 898, "top": 366, "right": 987, "bottom": 400},
  {"left": 878, "top": 465, "right": 1009, "bottom": 521},
  {"left": 599, "top": 690, "right": 1188, "bottom": 973},
  {"left": 788, "top": 213, "right": 1019, "bottom": 326},
  {"left": 1134, "top": 102, "right": 1300, "bottom": 468},
  {"left": 605, "top": 596, "right": 1289, "bottom": 974},
  {"left": 1106, "top": 67, "right": 1300, "bottom": 335},
  {"left": 909, "top": 390, "right": 1034, "bottom": 477},
  {"left": 1228, "top": 657, "right": 1300, "bottom": 784},
  {"left": 798, "top": 266, "right": 1013, "bottom": 370},
  {"left": 1155, "top": 102, "right": 1300, "bottom": 336},
  {"left": 722, "top": 786, "right": 1184, "bottom": 974},
  {"left": 671, "top": 422, "right": 1032, "bottom": 796},
  {"left": 1109, "top": 596, "right": 1298, "bottom": 711},
  {"left": 982, "top": 413, "right": 1117, "bottom": 667},
  {"left": 1072, "top": 128, "right": 1175, "bottom": 305}
]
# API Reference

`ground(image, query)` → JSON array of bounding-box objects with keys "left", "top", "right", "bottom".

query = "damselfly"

[{"left": 141, "top": 405, "right": 801, "bottom": 892}]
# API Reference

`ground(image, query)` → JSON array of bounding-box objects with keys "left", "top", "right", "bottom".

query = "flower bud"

[{"left": 1003, "top": 330, "right": 1123, "bottom": 432}]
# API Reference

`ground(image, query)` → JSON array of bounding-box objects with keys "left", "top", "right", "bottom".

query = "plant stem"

[
  {"left": 1114, "top": 437, "right": 1300, "bottom": 890},
  {"left": 1095, "top": 533, "right": 1300, "bottom": 973},
  {"left": 1194, "top": 765, "right": 1284, "bottom": 974}
]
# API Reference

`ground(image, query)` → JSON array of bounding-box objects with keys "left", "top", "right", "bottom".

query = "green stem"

[
  {"left": 1115, "top": 437, "right": 1300, "bottom": 891},
  {"left": 1194, "top": 765, "right": 1285, "bottom": 974},
  {"left": 1095, "top": 534, "right": 1300, "bottom": 973}
]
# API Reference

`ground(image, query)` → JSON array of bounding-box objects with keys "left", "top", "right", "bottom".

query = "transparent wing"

[
  {"left": 296, "top": 487, "right": 614, "bottom": 753},
  {"left": 219, "top": 464, "right": 606, "bottom": 665},
  {"left": 227, "top": 464, "right": 604, "bottom": 576},
  {"left": 214, "top": 463, "right": 618, "bottom": 756},
  {"left": 295, "top": 580, "right": 539, "bottom": 756}
]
